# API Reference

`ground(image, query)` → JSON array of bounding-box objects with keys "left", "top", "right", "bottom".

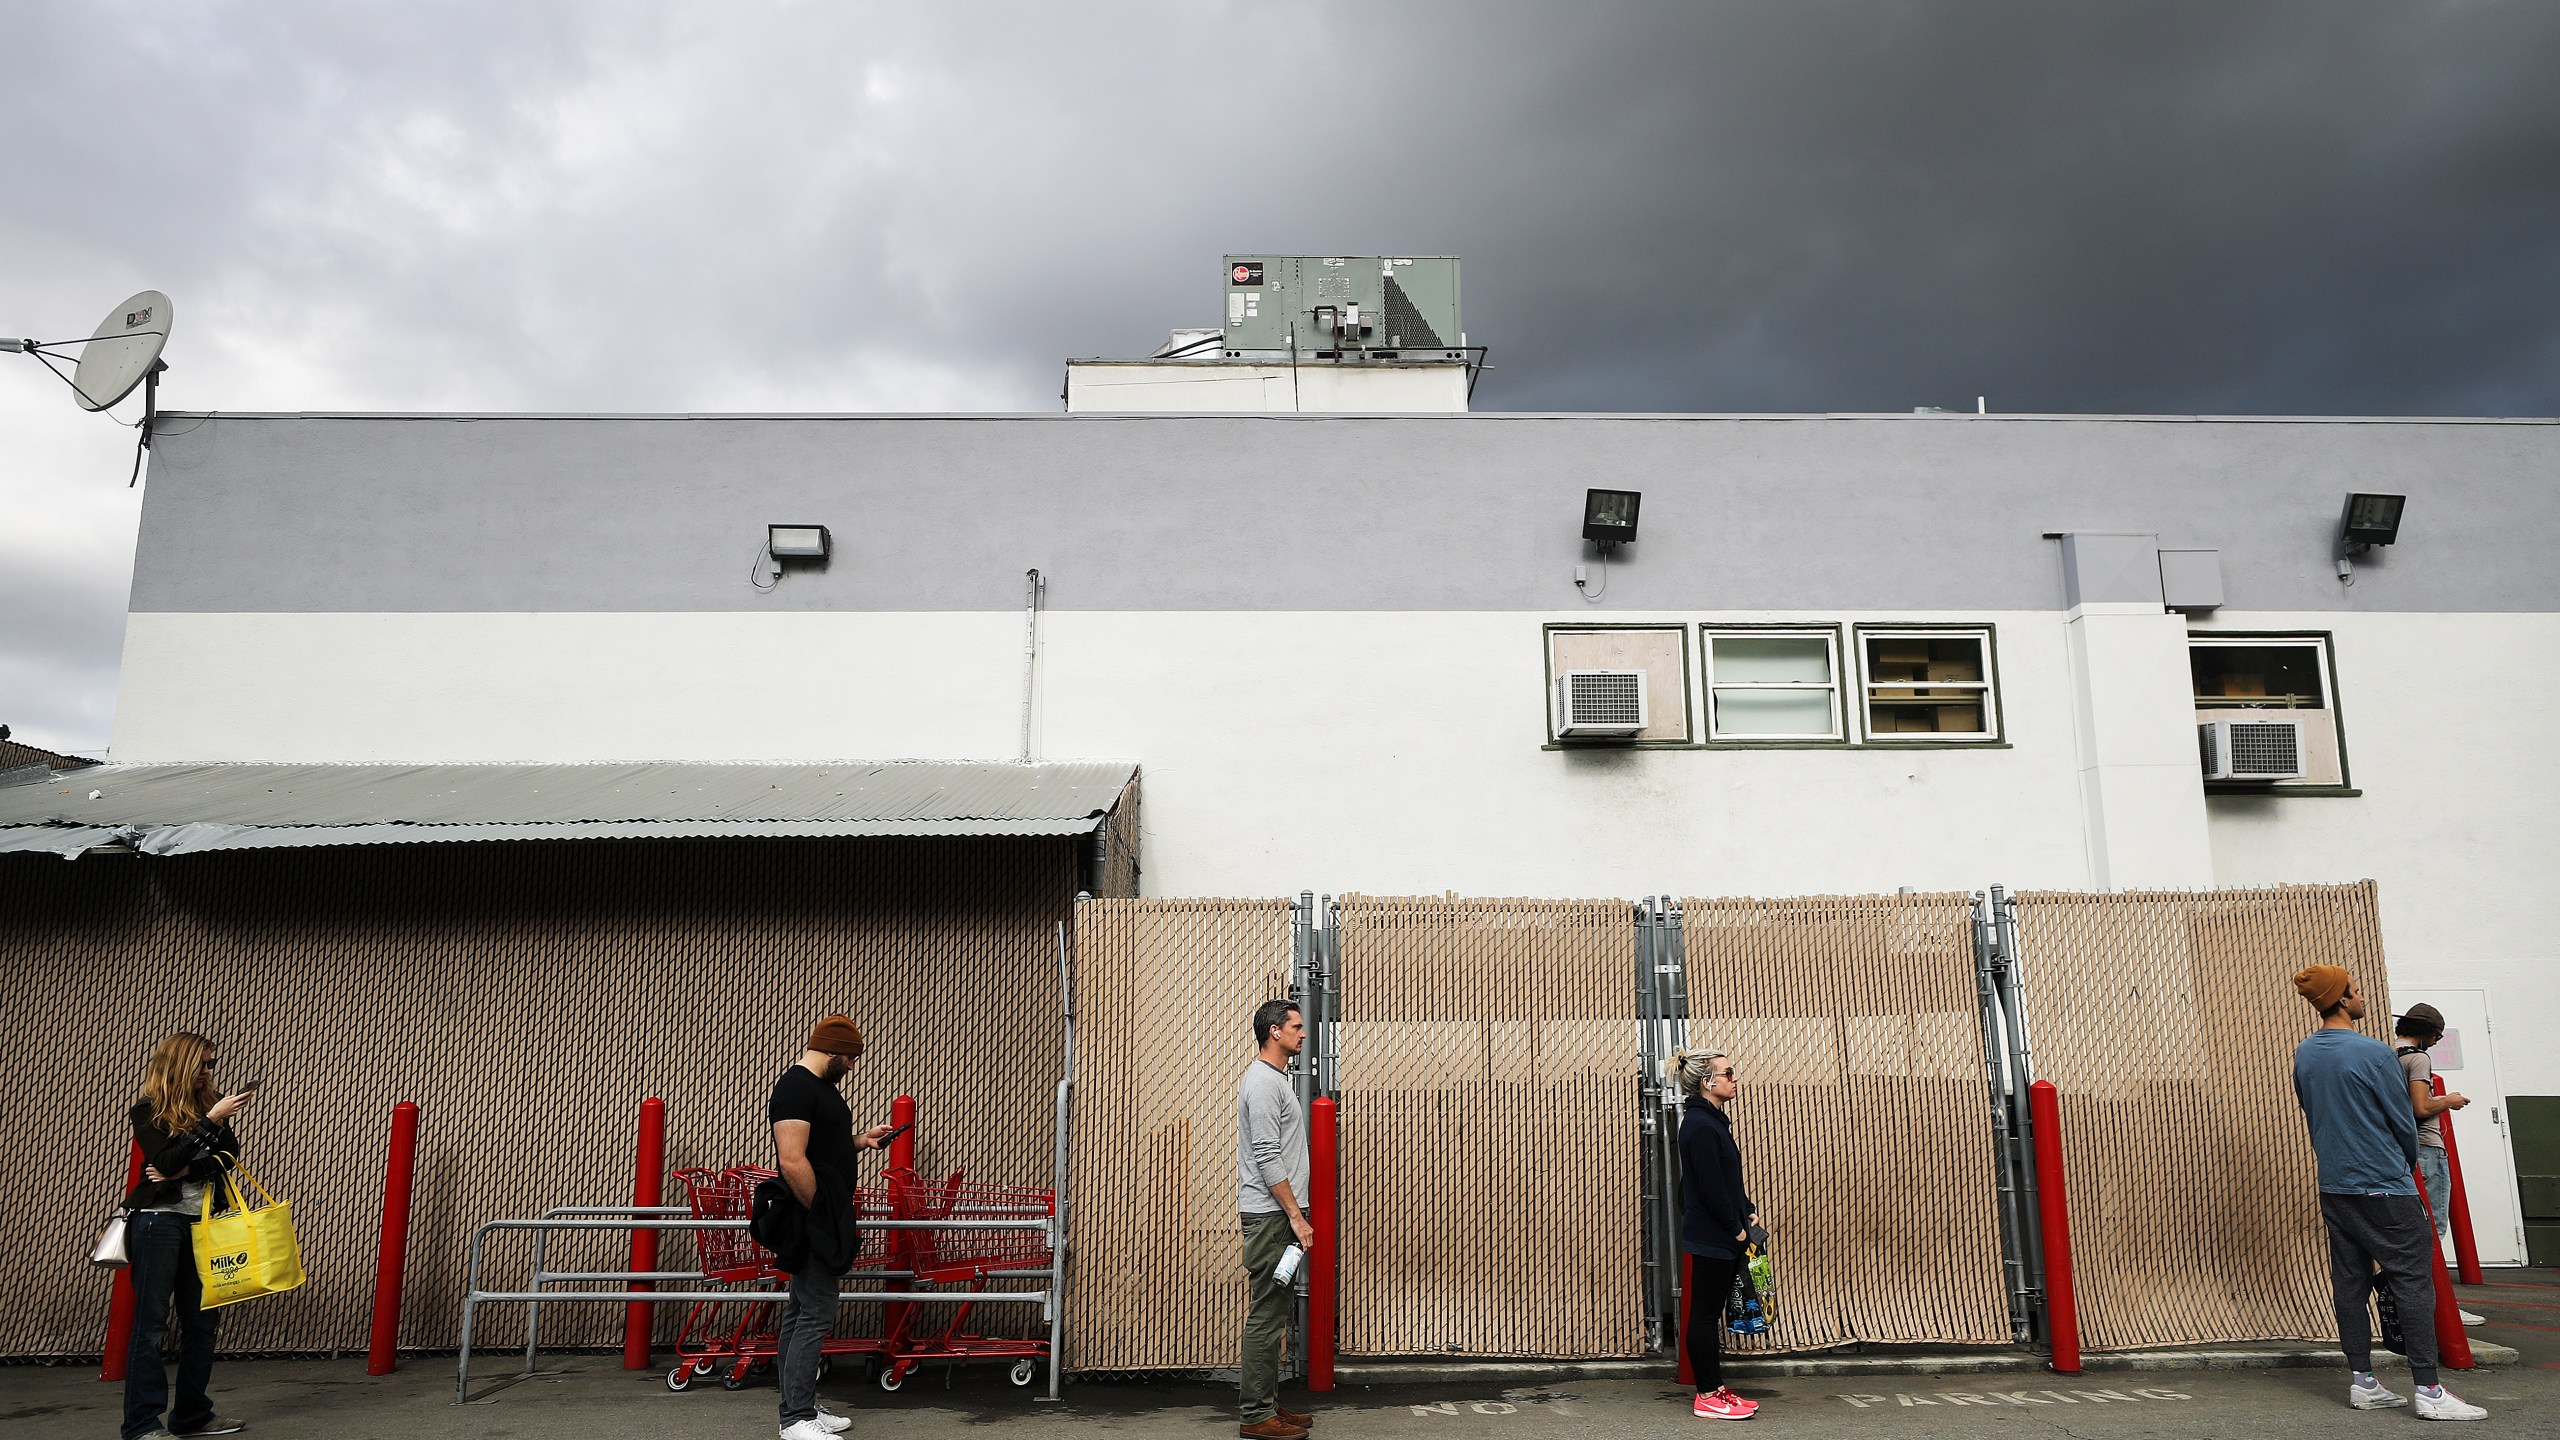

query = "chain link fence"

[
  {"left": 1680, "top": 893, "right": 2013, "bottom": 1351},
  {"left": 2012, "top": 882, "right": 2393, "bottom": 1350}
]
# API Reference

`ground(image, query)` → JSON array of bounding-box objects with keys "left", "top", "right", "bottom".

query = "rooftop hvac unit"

[
  {"left": 1554, "top": 669, "right": 1648, "bottom": 739},
  {"left": 2199, "top": 720, "right": 2305, "bottom": 781}
]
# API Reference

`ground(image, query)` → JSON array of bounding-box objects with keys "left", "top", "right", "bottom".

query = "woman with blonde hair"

[
  {"left": 119, "top": 1032, "right": 256, "bottom": 1440},
  {"left": 1668, "top": 1046, "right": 1759, "bottom": 1421}
]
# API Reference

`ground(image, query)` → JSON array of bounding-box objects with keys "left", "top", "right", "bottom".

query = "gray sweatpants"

[
  {"left": 2319, "top": 1192, "right": 2438, "bottom": 1388},
  {"left": 777, "top": 1264, "right": 838, "bottom": 1425}
]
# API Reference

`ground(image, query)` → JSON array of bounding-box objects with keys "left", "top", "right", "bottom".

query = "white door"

[{"left": 2399, "top": 988, "right": 2529, "bottom": 1266}]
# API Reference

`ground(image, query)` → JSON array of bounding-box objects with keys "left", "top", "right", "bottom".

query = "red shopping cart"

[
  {"left": 872, "top": 1167, "right": 1055, "bottom": 1391},
  {"left": 663, "top": 1166, "right": 891, "bottom": 1393}
]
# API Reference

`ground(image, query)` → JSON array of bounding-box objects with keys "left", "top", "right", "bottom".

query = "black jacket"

[
  {"left": 750, "top": 1167, "right": 861, "bottom": 1277},
  {"left": 1677, "top": 1097, "right": 1754, "bottom": 1260},
  {"left": 122, "top": 1100, "right": 242, "bottom": 1212}
]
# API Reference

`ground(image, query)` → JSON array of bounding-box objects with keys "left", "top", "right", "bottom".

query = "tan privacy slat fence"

[
  {"left": 2013, "top": 883, "right": 2392, "bottom": 1350},
  {"left": 0, "top": 838, "right": 1071, "bottom": 1358},
  {"left": 1681, "top": 894, "right": 2013, "bottom": 1350},
  {"left": 1060, "top": 899, "right": 1292, "bottom": 1371},
  {"left": 1336, "top": 896, "right": 1641, "bottom": 1358}
]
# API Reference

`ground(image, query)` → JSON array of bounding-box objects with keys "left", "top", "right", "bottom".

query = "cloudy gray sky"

[{"left": 5, "top": 1, "right": 2556, "bottom": 756}]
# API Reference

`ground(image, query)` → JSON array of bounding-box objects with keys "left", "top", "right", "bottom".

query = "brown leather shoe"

[
  {"left": 1237, "top": 1420, "right": 1308, "bottom": 1440},
  {"left": 1277, "top": 1408, "right": 1315, "bottom": 1428}
]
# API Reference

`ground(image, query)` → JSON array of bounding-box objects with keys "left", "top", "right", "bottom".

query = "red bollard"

[
  {"left": 1308, "top": 1095, "right": 1338, "bottom": 1392},
  {"left": 888, "top": 1093, "right": 917, "bottom": 1171},
  {"left": 2431, "top": 1077, "right": 2484, "bottom": 1286},
  {"left": 622, "top": 1097, "right": 666, "bottom": 1370},
  {"left": 100, "top": 1142, "right": 144, "bottom": 1383},
  {"left": 2027, "top": 1081, "right": 2082, "bottom": 1374},
  {"left": 882, "top": 1095, "right": 918, "bottom": 1341},
  {"left": 367, "top": 1102, "right": 421, "bottom": 1375},
  {"left": 2414, "top": 1175, "right": 2475, "bottom": 1370}
]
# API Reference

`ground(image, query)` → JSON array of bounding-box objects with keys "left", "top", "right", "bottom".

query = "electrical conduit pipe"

[
  {"left": 367, "top": 1102, "right": 421, "bottom": 1375},
  {"left": 1308, "top": 1095, "right": 1337, "bottom": 1391},
  {"left": 2026, "top": 1081, "right": 2080, "bottom": 1374},
  {"left": 100, "top": 1142, "right": 144, "bottom": 1383},
  {"left": 622, "top": 1097, "right": 666, "bottom": 1369}
]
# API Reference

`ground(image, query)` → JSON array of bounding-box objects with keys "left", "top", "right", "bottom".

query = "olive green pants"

[{"left": 1238, "top": 1211, "right": 1295, "bottom": 1423}]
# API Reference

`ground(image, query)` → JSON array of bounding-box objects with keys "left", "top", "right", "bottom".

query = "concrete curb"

[{"left": 1330, "top": 1341, "right": 2520, "bottom": 1385}]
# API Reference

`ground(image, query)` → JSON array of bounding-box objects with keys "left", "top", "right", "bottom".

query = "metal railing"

[{"left": 457, "top": 1212, "right": 1061, "bottom": 1403}]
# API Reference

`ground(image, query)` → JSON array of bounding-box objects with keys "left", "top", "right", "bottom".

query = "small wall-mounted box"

[
  {"left": 2159, "top": 548, "right": 2223, "bottom": 611},
  {"left": 1554, "top": 670, "right": 1649, "bottom": 739}
]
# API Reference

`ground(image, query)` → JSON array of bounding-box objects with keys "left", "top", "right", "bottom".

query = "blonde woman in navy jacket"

[{"left": 1670, "top": 1047, "right": 1759, "bottom": 1421}]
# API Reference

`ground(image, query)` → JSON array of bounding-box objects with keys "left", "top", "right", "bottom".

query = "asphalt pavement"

[{"left": 6, "top": 1272, "right": 2553, "bottom": 1439}]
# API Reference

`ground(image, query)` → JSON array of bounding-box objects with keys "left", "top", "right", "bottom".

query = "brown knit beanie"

[
  {"left": 806, "top": 1015, "right": 865, "bottom": 1058},
  {"left": 2293, "top": 964, "right": 2350, "bottom": 1012}
]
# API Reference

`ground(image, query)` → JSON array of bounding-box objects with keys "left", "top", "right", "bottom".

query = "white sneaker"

[
  {"left": 2413, "top": 1387, "right": 2487, "bottom": 1422},
  {"left": 816, "top": 1409, "right": 854, "bottom": 1434},
  {"left": 2348, "top": 1378, "right": 2407, "bottom": 1410},
  {"left": 2457, "top": 1308, "right": 2484, "bottom": 1326},
  {"left": 781, "top": 1420, "right": 841, "bottom": 1440}
]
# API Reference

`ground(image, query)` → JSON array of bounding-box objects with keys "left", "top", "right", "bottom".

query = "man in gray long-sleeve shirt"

[{"left": 1233, "top": 999, "right": 1315, "bottom": 1440}]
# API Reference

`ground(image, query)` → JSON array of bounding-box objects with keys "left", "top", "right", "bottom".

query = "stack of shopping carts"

[{"left": 661, "top": 1159, "right": 1054, "bottom": 1394}]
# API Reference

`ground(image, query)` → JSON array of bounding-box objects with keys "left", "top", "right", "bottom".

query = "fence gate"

[
  {"left": 1669, "top": 894, "right": 2014, "bottom": 1351},
  {"left": 1060, "top": 898, "right": 1293, "bottom": 1370},
  {"left": 1332, "top": 895, "right": 1641, "bottom": 1358},
  {"left": 2011, "top": 882, "right": 2395, "bottom": 1349}
]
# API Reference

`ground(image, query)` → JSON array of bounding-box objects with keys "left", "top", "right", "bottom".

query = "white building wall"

[
  {"left": 2199, "top": 610, "right": 2560, "bottom": 1096},
  {"left": 1064, "top": 361, "right": 1470, "bottom": 413},
  {"left": 115, "top": 608, "right": 2094, "bottom": 897}
]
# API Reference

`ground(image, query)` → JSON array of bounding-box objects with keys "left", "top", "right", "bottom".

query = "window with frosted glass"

[
  {"left": 1859, "top": 630, "right": 1999, "bottom": 740},
  {"left": 1706, "top": 631, "right": 1843, "bottom": 740}
]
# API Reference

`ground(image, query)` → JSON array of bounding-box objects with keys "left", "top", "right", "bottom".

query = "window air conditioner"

[
  {"left": 1554, "top": 669, "right": 1648, "bottom": 738},
  {"left": 2199, "top": 720, "right": 2305, "bottom": 781}
]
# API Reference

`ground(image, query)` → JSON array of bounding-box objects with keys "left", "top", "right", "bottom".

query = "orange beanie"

[
  {"left": 807, "top": 1015, "right": 865, "bottom": 1057},
  {"left": 2293, "top": 965, "right": 2350, "bottom": 1011}
]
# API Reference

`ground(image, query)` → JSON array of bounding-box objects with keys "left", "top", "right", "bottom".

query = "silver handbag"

[{"left": 90, "top": 1210, "right": 131, "bottom": 1269}]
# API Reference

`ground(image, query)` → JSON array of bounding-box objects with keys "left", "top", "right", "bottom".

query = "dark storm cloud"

[{"left": 3, "top": 1, "right": 2555, "bottom": 748}]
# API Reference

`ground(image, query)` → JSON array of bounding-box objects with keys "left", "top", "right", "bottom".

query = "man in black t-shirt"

[{"left": 769, "top": 1015, "right": 896, "bottom": 1440}]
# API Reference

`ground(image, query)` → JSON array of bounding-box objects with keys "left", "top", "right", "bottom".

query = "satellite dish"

[{"left": 71, "top": 290, "right": 173, "bottom": 411}]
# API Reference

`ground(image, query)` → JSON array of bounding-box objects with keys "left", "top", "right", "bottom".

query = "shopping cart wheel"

[
  {"left": 1009, "top": 1359, "right": 1038, "bottom": 1387},
  {"left": 879, "top": 1365, "right": 905, "bottom": 1392},
  {"left": 665, "top": 1364, "right": 693, "bottom": 1393}
]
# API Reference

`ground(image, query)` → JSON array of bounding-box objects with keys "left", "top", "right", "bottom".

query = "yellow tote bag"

[{"left": 193, "top": 1164, "right": 305, "bottom": 1308}]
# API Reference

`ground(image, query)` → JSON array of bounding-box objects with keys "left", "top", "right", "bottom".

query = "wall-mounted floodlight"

[
  {"left": 1583, "top": 488, "right": 1641, "bottom": 549},
  {"left": 768, "top": 524, "right": 831, "bottom": 561},
  {"left": 751, "top": 524, "right": 831, "bottom": 592},
  {"left": 2341, "top": 493, "right": 2405, "bottom": 549},
  {"left": 2335, "top": 492, "right": 2405, "bottom": 587}
]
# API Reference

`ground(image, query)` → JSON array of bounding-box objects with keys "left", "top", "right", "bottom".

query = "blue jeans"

[
  {"left": 2416, "top": 1147, "right": 2452, "bottom": 1238},
  {"left": 123, "top": 1210, "right": 220, "bottom": 1440}
]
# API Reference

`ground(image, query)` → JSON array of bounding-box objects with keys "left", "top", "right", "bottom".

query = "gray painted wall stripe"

[{"left": 131, "top": 415, "right": 2560, "bottom": 615}]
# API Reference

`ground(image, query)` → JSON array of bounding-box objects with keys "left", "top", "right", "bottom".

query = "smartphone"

[
  {"left": 239, "top": 1079, "right": 264, "bottom": 1093},
  {"left": 874, "top": 1121, "right": 913, "bottom": 1147}
]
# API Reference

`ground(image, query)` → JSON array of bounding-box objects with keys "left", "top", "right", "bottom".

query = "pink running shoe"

[{"left": 1693, "top": 1388, "right": 1757, "bottom": 1420}]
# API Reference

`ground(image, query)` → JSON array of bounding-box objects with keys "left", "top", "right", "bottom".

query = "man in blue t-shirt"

[{"left": 2290, "top": 965, "right": 2485, "bottom": 1421}]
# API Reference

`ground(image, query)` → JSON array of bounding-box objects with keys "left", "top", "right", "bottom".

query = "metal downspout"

[{"left": 1020, "top": 569, "right": 1044, "bottom": 761}]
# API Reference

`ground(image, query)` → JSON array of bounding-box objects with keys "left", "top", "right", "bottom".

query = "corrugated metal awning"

[{"left": 0, "top": 760, "right": 1137, "bottom": 858}]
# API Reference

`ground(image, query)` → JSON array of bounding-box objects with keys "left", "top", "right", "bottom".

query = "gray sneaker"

[
  {"left": 2413, "top": 1387, "right": 2487, "bottom": 1422},
  {"left": 2347, "top": 1378, "right": 2406, "bottom": 1410}
]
